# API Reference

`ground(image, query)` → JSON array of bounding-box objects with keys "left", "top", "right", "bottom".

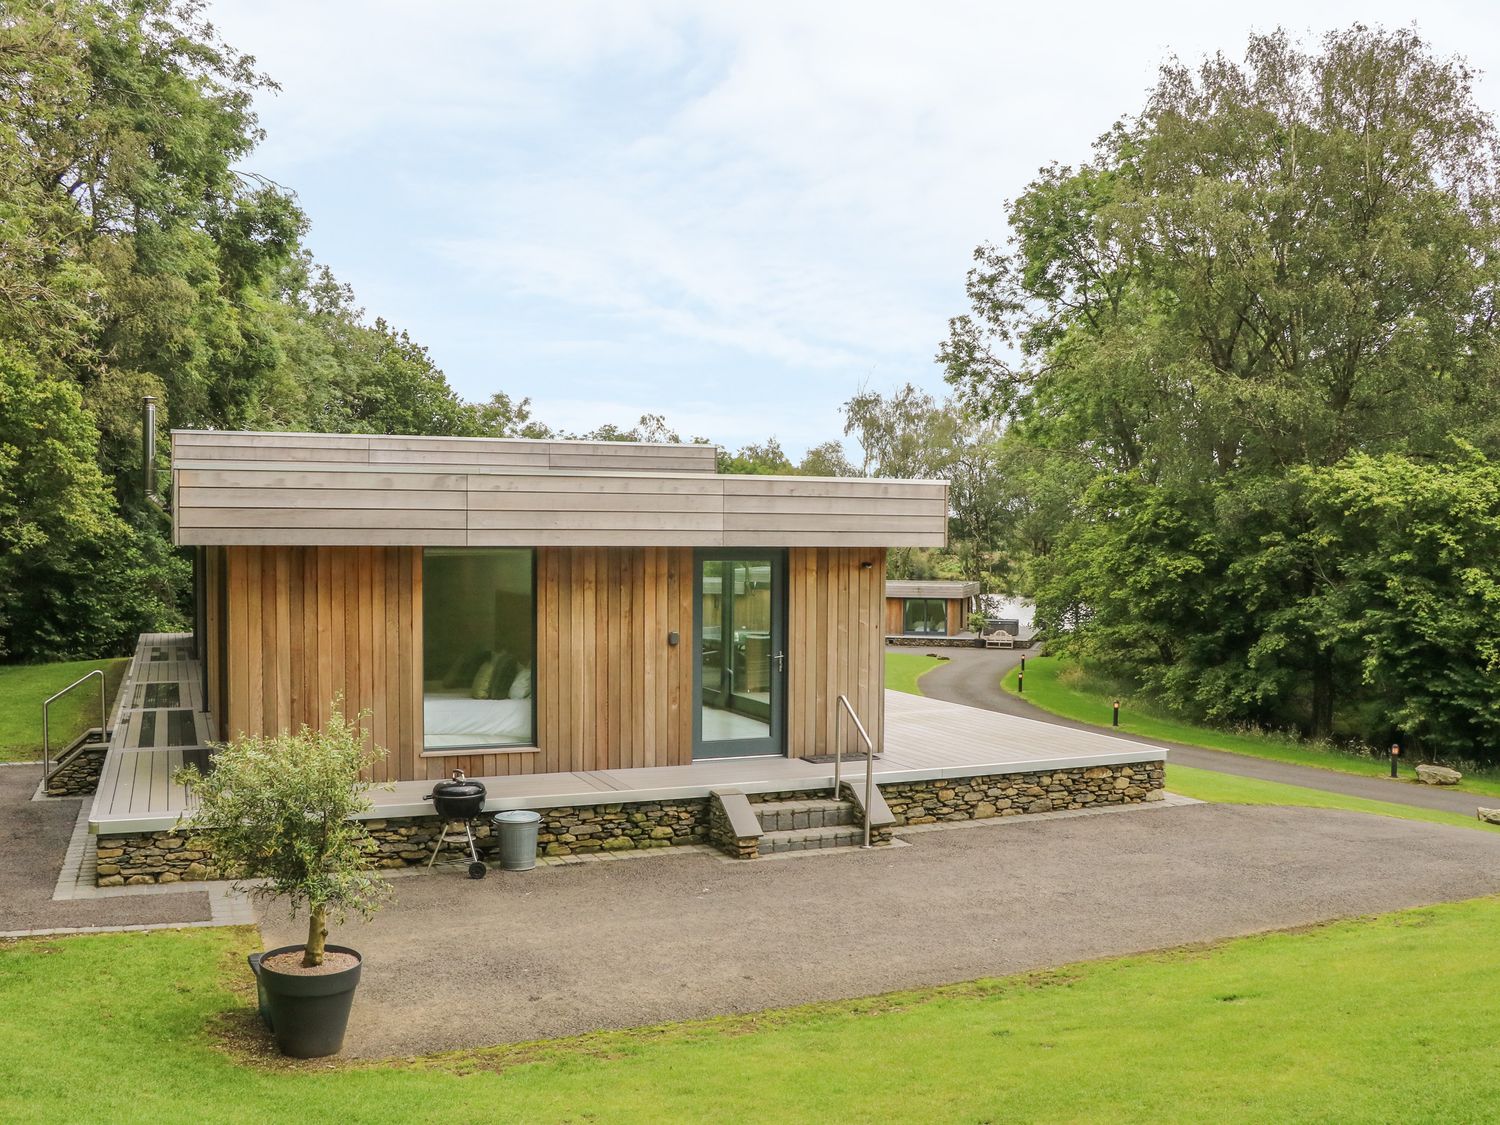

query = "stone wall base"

[
  {"left": 885, "top": 635, "right": 1037, "bottom": 649},
  {"left": 97, "top": 797, "right": 713, "bottom": 886},
  {"left": 95, "top": 763, "right": 1163, "bottom": 885},
  {"left": 46, "top": 744, "right": 107, "bottom": 797},
  {"left": 880, "top": 762, "right": 1164, "bottom": 825}
]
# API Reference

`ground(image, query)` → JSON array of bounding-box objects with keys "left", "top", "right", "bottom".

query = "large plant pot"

[{"left": 256, "top": 944, "right": 362, "bottom": 1058}]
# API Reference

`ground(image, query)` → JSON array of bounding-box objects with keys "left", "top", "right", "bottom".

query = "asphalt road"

[
  {"left": 259, "top": 802, "right": 1500, "bottom": 1057},
  {"left": 917, "top": 647, "right": 1492, "bottom": 818}
]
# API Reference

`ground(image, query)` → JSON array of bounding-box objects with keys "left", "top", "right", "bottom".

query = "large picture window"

[
  {"left": 902, "top": 597, "right": 948, "bottom": 636},
  {"left": 422, "top": 548, "right": 535, "bottom": 751}
]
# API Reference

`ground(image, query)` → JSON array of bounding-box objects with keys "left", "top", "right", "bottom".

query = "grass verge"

[
  {"left": 0, "top": 657, "right": 129, "bottom": 763},
  {"left": 884, "top": 649, "right": 948, "bottom": 696},
  {"left": 1167, "top": 764, "right": 1500, "bottom": 835},
  {"left": 1008, "top": 656, "right": 1500, "bottom": 800},
  {"left": 6, "top": 900, "right": 1500, "bottom": 1122}
]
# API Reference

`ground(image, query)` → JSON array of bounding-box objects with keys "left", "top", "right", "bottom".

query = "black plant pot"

[{"left": 256, "top": 944, "right": 363, "bottom": 1058}]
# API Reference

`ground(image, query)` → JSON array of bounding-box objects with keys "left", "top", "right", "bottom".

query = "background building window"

[
  {"left": 902, "top": 597, "right": 947, "bottom": 635},
  {"left": 422, "top": 548, "right": 534, "bottom": 751}
]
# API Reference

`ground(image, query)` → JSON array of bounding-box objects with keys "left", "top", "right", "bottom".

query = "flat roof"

[
  {"left": 886, "top": 580, "right": 981, "bottom": 599},
  {"left": 171, "top": 429, "right": 950, "bottom": 549}
]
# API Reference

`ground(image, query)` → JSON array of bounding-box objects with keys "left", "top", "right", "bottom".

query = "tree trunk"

[
  {"left": 304, "top": 902, "right": 328, "bottom": 968},
  {"left": 1310, "top": 653, "right": 1335, "bottom": 742}
]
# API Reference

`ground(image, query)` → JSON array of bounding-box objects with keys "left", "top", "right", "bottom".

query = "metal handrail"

[
  {"left": 833, "top": 693, "right": 876, "bottom": 848},
  {"left": 43, "top": 669, "right": 108, "bottom": 781}
]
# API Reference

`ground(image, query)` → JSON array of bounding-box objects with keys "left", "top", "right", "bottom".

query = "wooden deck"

[
  {"left": 89, "top": 633, "right": 214, "bottom": 831},
  {"left": 89, "top": 635, "right": 1167, "bottom": 834}
]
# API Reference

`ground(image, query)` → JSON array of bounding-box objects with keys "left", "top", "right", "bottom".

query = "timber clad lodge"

[{"left": 80, "top": 430, "right": 1165, "bottom": 882}]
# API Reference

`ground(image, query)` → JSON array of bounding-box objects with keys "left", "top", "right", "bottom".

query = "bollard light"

[
  {"left": 1390, "top": 743, "right": 1400, "bottom": 779},
  {"left": 1113, "top": 699, "right": 1120, "bottom": 727}
]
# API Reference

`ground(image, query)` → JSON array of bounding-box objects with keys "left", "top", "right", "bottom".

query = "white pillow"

[
  {"left": 470, "top": 657, "right": 495, "bottom": 700},
  {"left": 508, "top": 664, "right": 532, "bottom": 699}
]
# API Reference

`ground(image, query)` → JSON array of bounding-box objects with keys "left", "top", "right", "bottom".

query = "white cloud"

[{"left": 207, "top": 0, "right": 1500, "bottom": 449}]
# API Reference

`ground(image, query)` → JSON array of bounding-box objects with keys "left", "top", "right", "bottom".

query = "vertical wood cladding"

[
  {"left": 218, "top": 544, "right": 886, "bottom": 779},
  {"left": 223, "top": 546, "right": 420, "bottom": 784},
  {"left": 787, "top": 548, "right": 886, "bottom": 759},
  {"left": 533, "top": 547, "right": 695, "bottom": 775}
]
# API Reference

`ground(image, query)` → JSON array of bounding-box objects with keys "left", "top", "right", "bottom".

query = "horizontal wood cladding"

[
  {"left": 172, "top": 429, "right": 718, "bottom": 474},
  {"left": 787, "top": 547, "right": 886, "bottom": 760},
  {"left": 533, "top": 547, "right": 695, "bottom": 776},
  {"left": 174, "top": 458, "right": 950, "bottom": 550},
  {"left": 222, "top": 545, "right": 421, "bottom": 784}
]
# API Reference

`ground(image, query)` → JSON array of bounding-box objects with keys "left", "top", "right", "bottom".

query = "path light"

[
  {"left": 1113, "top": 699, "right": 1120, "bottom": 727},
  {"left": 1390, "top": 744, "right": 1400, "bottom": 779}
]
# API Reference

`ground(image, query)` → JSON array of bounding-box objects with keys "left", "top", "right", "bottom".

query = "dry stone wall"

[
  {"left": 93, "top": 762, "right": 1163, "bottom": 885},
  {"left": 880, "top": 761, "right": 1164, "bottom": 825}
]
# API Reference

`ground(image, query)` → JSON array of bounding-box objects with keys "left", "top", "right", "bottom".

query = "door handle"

[{"left": 775, "top": 651, "right": 786, "bottom": 673}]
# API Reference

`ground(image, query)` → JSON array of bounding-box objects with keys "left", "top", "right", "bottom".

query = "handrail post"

[
  {"left": 863, "top": 724, "right": 874, "bottom": 849},
  {"left": 835, "top": 694, "right": 876, "bottom": 848},
  {"left": 42, "top": 668, "right": 108, "bottom": 784},
  {"left": 833, "top": 706, "right": 843, "bottom": 799}
]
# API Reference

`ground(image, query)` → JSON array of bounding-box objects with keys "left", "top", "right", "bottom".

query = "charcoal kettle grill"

[{"left": 425, "top": 769, "right": 488, "bottom": 879}]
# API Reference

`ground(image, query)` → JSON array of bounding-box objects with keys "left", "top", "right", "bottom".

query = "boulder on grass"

[
  {"left": 1416, "top": 763, "right": 1463, "bottom": 786},
  {"left": 1477, "top": 808, "right": 1500, "bottom": 826}
]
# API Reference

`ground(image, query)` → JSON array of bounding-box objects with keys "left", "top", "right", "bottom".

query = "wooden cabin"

[
  {"left": 884, "top": 580, "right": 981, "bottom": 637},
  {"left": 172, "top": 430, "right": 949, "bottom": 783}
]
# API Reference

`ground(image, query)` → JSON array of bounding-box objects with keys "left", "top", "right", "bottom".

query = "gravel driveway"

[
  {"left": 259, "top": 802, "right": 1500, "bottom": 1058},
  {"left": 0, "top": 764, "right": 211, "bottom": 933}
]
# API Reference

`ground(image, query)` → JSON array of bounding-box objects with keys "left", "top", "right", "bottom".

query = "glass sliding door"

[
  {"left": 903, "top": 597, "right": 948, "bottom": 635},
  {"left": 694, "top": 551, "right": 786, "bottom": 759}
]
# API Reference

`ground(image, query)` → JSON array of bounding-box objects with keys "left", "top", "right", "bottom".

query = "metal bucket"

[{"left": 493, "top": 809, "right": 542, "bottom": 871}]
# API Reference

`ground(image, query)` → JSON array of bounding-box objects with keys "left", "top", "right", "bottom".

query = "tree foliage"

[
  {"left": 175, "top": 705, "right": 390, "bottom": 966},
  {"left": 943, "top": 25, "right": 1500, "bottom": 756},
  {"left": 0, "top": 1, "right": 558, "bottom": 658}
]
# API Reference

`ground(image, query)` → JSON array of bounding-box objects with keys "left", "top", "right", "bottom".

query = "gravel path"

[
  {"left": 0, "top": 764, "right": 212, "bottom": 933},
  {"left": 259, "top": 802, "right": 1500, "bottom": 1057},
  {"left": 917, "top": 648, "right": 1491, "bottom": 817}
]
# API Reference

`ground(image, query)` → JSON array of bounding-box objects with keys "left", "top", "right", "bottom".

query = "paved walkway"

[
  {"left": 258, "top": 800, "right": 1500, "bottom": 1057},
  {"left": 917, "top": 648, "right": 1492, "bottom": 817},
  {"left": 0, "top": 764, "right": 227, "bottom": 936}
]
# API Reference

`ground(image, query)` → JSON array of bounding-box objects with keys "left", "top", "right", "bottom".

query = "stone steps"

[
  {"left": 758, "top": 824, "right": 866, "bottom": 854},
  {"left": 754, "top": 797, "right": 853, "bottom": 833}
]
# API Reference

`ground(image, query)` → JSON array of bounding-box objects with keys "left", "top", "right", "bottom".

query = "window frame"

[
  {"left": 419, "top": 547, "right": 539, "bottom": 757},
  {"left": 903, "top": 597, "right": 949, "bottom": 636}
]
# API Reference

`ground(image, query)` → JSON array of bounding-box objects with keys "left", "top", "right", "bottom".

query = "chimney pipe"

[{"left": 142, "top": 396, "right": 157, "bottom": 501}]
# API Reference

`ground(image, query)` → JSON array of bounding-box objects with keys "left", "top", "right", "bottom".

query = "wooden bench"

[{"left": 984, "top": 630, "right": 1015, "bottom": 649}]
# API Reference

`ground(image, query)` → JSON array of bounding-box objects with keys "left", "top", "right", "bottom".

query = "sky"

[{"left": 206, "top": 1, "right": 1500, "bottom": 456}]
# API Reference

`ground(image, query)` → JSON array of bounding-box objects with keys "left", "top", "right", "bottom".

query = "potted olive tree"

[{"left": 175, "top": 705, "right": 391, "bottom": 1058}]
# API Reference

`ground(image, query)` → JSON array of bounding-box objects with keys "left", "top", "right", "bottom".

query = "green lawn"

[
  {"left": 884, "top": 649, "right": 947, "bottom": 696},
  {"left": 1168, "top": 764, "right": 1500, "bottom": 835},
  {"left": 0, "top": 657, "right": 129, "bottom": 763},
  {"left": 1008, "top": 655, "right": 1500, "bottom": 800},
  {"left": 6, "top": 899, "right": 1500, "bottom": 1122}
]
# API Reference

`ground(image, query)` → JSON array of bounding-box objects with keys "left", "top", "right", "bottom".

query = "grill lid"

[{"left": 430, "top": 769, "right": 486, "bottom": 801}]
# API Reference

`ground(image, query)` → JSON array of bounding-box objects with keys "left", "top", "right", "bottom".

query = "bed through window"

[{"left": 422, "top": 548, "right": 535, "bottom": 751}]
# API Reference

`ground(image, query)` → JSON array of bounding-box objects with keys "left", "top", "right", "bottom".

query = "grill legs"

[{"left": 426, "top": 819, "right": 486, "bottom": 878}]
